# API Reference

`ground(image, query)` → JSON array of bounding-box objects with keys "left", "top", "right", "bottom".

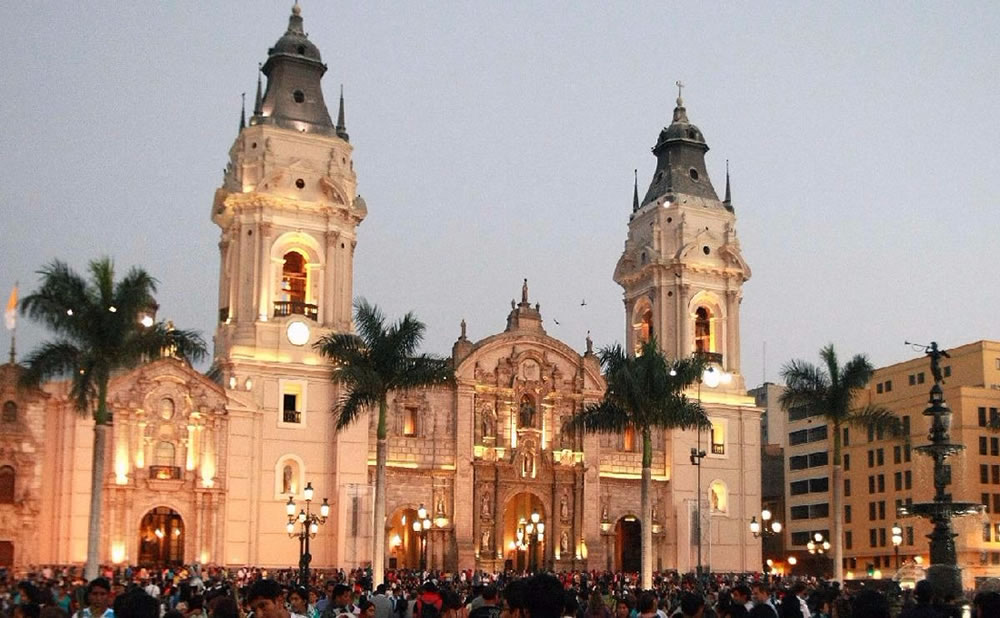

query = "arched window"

[
  {"left": 694, "top": 307, "right": 712, "bottom": 353},
  {"left": 1, "top": 401, "right": 15, "bottom": 423},
  {"left": 281, "top": 251, "right": 308, "bottom": 304},
  {"left": 155, "top": 442, "right": 176, "bottom": 467},
  {"left": 709, "top": 480, "right": 728, "bottom": 513},
  {"left": 0, "top": 466, "right": 14, "bottom": 504},
  {"left": 633, "top": 305, "right": 653, "bottom": 356}
]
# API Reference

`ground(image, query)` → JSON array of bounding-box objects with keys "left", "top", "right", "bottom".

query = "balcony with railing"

[
  {"left": 696, "top": 351, "right": 724, "bottom": 365},
  {"left": 273, "top": 300, "right": 318, "bottom": 321},
  {"left": 711, "top": 443, "right": 726, "bottom": 455},
  {"left": 149, "top": 465, "right": 182, "bottom": 480}
]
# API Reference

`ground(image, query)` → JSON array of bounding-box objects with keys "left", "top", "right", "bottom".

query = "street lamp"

[
  {"left": 412, "top": 504, "right": 432, "bottom": 571},
  {"left": 806, "top": 531, "right": 830, "bottom": 554},
  {"left": 891, "top": 523, "right": 903, "bottom": 569},
  {"left": 749, "top": 508, "right": 783, "bottom": 538},
  {"left": 286, "top": 481, "right": 329, "bottom": 589},
  {"left": 514, "top": 513, "right": 545, "bottom": 573}
]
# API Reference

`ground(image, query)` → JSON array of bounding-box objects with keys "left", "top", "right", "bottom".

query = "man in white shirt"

[{"left": 74, "top": 579, "right": 115, "bottom": 618}]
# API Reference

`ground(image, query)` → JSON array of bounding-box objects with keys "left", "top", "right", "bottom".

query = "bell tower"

[
  {"left": 211, "top": 3, "right": 369, "bottom": 569},
  {"left": 613, "top": 88, "right": 751, "bottom": 391}
]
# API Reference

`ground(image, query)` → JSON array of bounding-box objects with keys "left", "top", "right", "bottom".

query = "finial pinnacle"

[
  {"left": 724, "top": 159, "right": 732, "bottom": 207},
  {"left": 292, "top": 1, "right": 301, "bottom": 17},
  {"left": 675, "top": 80, "right": 684, "bottom": 107},
  {"left": 240, "top": 92, "right": 246, "bottom": 130},
  {"left": 632, "top": 168, "right": 640, "bottom": 212}
]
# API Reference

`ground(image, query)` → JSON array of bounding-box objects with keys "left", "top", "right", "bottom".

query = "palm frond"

[
  {"left": 847, "top": 405, "right": 905, "bottom": 440},
  {"left": 393, "top": 355, "right": 454, "bottom": 391},
  {"left": 567, "top": 400, "right": 631, "bottom": 434},
  {"left": 820, "top": 344, "right": 840, "bottom": 386},
  {"left": 335, "top": 388, "right": 381, "bottom": 431},
  {"left": 779, "top": 358, "right": 829, "bottom": 416},
  {"left": 840, "top": 353, "right": 875, "bottom": 392},
  {"left": 353, "top": 298, "right": 386, "bottom": 348},
  {"left": 19, "top": 340, "right": 83, "bottom": 388}
]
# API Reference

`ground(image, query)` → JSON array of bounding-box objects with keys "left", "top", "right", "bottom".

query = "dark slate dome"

[
  {"left": 267, "top": 4, "right": 322, "bottom": 63},
  {"left": 654, "top": 96, "right": 706, "bottom": 148}
]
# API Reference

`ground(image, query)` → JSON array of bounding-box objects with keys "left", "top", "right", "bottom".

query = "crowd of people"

[{"left": 1, "top": 565, "right": 998, "bottom": 618}]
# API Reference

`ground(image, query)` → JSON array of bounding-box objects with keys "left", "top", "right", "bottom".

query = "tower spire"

[
  {"left": 240, "top": 92, "right": 246, "bottom": 130},
  {"left": 336, "top": 84, "right": 349, "bottom": 141},
  {"left": 632, "top": 169, "right": 639, "bottom": 212},
  {"left": 253, "top": 64, "right": 263, "bottom": 115},
  {"left": 723, "top": 159, "right": 732, "bottom": 209}
]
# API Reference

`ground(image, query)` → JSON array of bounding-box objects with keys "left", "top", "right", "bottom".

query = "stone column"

[
  {"left": 257, "top": 222, "right": 273, "bottom": 321},
  {"left": 322, "top": 231, "right": 339, "bottom": 326},
  {"left": 455, "top": 384, "right": 476, "bottom": 568},
  {"left": 725, "top": 289, "right": 739, "bottom": 374}
]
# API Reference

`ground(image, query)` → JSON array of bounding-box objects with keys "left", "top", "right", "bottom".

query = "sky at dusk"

[{"left": 1, "top": 2, "right": 998, "bottom": 387}]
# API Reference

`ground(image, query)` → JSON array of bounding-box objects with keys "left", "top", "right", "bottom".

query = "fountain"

[{"left": 898, "top": 342, "right": 983, "bottom": 602}]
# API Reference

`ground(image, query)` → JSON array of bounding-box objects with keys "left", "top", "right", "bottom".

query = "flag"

[{"left": 4, "top": 284, "right": 17, "bottom": 331}]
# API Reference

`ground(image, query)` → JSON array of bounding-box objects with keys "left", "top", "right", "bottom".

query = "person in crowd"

[
  {"left": 973, "top": 590, "right": 1000, "bottom": 618},
  {"left": 111, "top": 590, "right": 159, "bottom": 618},
  {"left": 678, "top": 593, "right": 703, "bottom": 618},
  {"left": 467, "top": 587, "right": 499, "bottom": 618},
  {"left": 247, "top": 580, "right": 300, "bottom": 618},
  {"left": 321, "top": 585, "right": 359, "bottom": 618},
  {"left": 370, "top": 585, "right": 393, "bottom": 618},
  {"left": 613, "top": 598, "right": 631, "bottom": 618},
  {"left": 414, "top": 583, "right": 442, "bottom": 618},
  {"left": 747, "top": 584, "right": 775, "bottom": 618},
  {"left": 500, "top": 579, "right": 527, "bottom": 618},
  {"left": 74, "top": 579, "right": 114, "bottom": 618},
  {"left": 523, "top": 575, "right": 562, "bottom": 618}
]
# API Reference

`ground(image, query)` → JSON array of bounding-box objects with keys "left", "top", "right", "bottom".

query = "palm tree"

[
  {"left": 780, "top": 344, "right": 902, "bottom": 583},
  {"left": 315, "top": 298, "right": 453, "bottom": 586},
  {"left": 568, "top": 337, "right": 708, "bottom": 590},
  {"left": 18, "top": 258, "right": 206, "bottom": 580}
]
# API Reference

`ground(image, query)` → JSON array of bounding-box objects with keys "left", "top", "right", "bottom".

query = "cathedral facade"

[{"left": 0, "top": 5, "right": 762, "bottom": 575}]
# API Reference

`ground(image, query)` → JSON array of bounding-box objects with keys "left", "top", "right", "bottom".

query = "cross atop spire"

[{"left": 675, "top": 80, "right": 684, "bottom": 106}]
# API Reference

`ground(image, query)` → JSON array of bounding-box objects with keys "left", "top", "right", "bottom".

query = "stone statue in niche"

[
  {"left": 481, "top": 407, "right": 496, "bottom": 438},
  {"left": 518, "top": 396, "right": 536, "bottom": 428},
  {"left": 282, "top": 465, "right": 293, "bottom": 494},
  {"left": 436, "top": 495, "right": 446, "bottom": 517},
  {"left": 710, "top": 486, "right": 721, "bottom": 512},
  {"left": 481, "top": 494, "right": 491, "bottom": 519},
  {"left": 481, "top": 528, "right": 491, "bottom": 551},
  {"left": 520, "top": 440, "right": 537, "bottom": 478},
  {"left": 560, "top": 491, "right": 569, "bottom": 521},
  {"left": 601, "top": 503, "right": 609, "bottom": 522},
  {"left": 560, "top": 529, "right": 570, "bottom": 554},
  {"left": 652, "top": 502, "right": 659, "bottom": 522}
]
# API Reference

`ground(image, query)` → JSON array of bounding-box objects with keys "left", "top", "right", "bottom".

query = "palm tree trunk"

[
  {"left": 640, "top": 430, "right": 653, "bottom": 590},
  {"left": 85, "top": 378, "right": 110, "bottom": 581},
  {"left": 831, "top": 421, "right": 844, "bottom": 582},
  {"left": 372, "top": 398, "right": 388, "bottom": 587}
]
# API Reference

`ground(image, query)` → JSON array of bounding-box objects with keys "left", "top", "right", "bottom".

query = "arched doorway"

[
  {"left": 386, "top": 507, "right": 422, "bottom": 569},
  {"left": 615, "top": 516, "right": 641, "bottom": 573},
  {"left": 138, "top": 507, "right": 184, "bottom": 565},
  {"left": 503, "top": 492, "right": 546, "bottom": 573}
]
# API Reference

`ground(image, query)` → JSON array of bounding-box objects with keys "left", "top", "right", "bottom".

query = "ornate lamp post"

[
  {"left": 285, "top": 481, "right": 329, "bottom": 588},
  {"left": 411, "top": 503, "right": 431, "bottom": 571},
  {"left": 806, "top": 531, "right": 830, "bottom": 555},
  {"left": 749, "top": 508, "right": 783, "bottom": 538},
  {"left": 525, "top": 511, "right": 545, "bottom": 572},
  {"left": 891, "top": 523, "right": 903, "bottom": 569}
]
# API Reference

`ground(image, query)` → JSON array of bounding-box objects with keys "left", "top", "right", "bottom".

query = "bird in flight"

[{"left": 580, "top": 299, "right": 587, "bottom": 306}]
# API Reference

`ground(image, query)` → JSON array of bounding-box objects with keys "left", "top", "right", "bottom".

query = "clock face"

[{"left": 286, "top": 320, "right": 311, "bottom": 346}]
